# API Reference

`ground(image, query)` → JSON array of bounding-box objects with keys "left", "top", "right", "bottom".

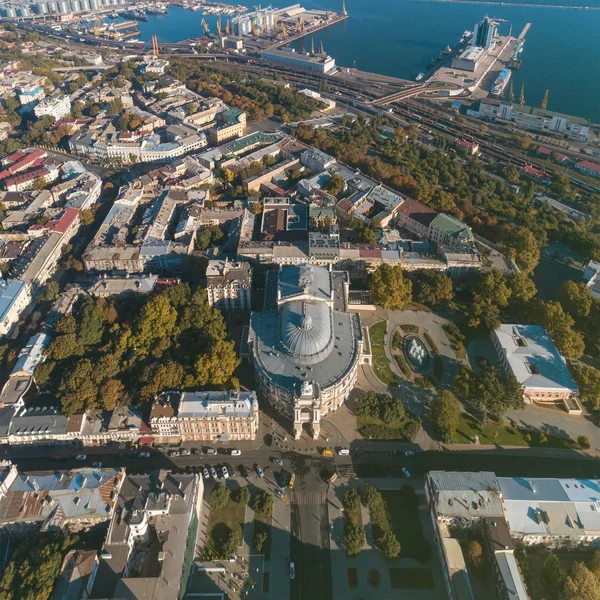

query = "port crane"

[
  {"left": 225, "top": 19, "right": 230, "bottom": 35},
  {"left": 200, "top": 18, "right": 210, "bottom": 35},
  {"left": 216, "top": 16, "right": 222, "bottom": 36},
  {"left": 93, "top": 16, "right": 102, "bottom": 36},
  {"left": 251, "top": 20, "right": 258, "bottom": 36}
]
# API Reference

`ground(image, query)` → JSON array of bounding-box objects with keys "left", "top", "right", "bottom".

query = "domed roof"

[{"left": 280, "top": 300, "right": 332, "bottom": 359}]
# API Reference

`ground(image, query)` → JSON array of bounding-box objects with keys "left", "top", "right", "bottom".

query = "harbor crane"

[
  {"left": 280, "top": 21, "right": 287, "bottom": 37},
  {"left": 93, "top": 16, "right": 102, "bottom": 36},
  {"left": 200, "top": 18, "right": 209, "bottom": 34},
  {"left": 251, "top": 20, "right": 258, "bottom": 36},
  {"left": 225, "top": 19, "right": 230, "bottom": 35},
  {"left": 216, "top": 16, "right": 222, "bottom": 36}
]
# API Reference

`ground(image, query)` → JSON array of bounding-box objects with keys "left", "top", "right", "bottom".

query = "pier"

[
  {"left": 269, "top": 14, "right": 348, "bottom": 49},
  {"left": 518, "top": 22, "right": 532, "bottom": 40}
]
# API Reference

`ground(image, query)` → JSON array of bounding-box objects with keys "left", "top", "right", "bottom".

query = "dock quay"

[
  {"left": 269, "top": 14, "right": 348, "bottom": 49},
  {"left": 518, "top": 23, "right": 532, "bottom": 40}
]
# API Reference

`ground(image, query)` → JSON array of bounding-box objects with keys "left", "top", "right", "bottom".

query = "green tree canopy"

[
  {"left": 430, "top": 390, "right": 461, "bottom": 442},
  {"left": 370, "top": 264, "right": 412, "bottom": 310},
  {"left": 558, "top": 280, "right": 593, "bottom": 319}
]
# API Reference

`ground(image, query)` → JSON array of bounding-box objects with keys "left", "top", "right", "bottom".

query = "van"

[
  {"left": 321, "top": 449, "right": 333, "bottom": 457},
  {"left": 338, "top": 448, "right": 350, "bottom": 456}
]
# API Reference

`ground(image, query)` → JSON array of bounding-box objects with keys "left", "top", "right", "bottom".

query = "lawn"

[
  {"left": 389, "top": 568, "right": 434, "bottom": 589},
  {"left": 204, "top": 495, "right": 246, "bottom": 560},
  {"left": 443, "top": 323, "right": 467, "bottom": 359},
  {"left": 455, "top": 412, "right": 579, "bottom": 449},
  {"left": 369, "top": 322, "right": 397, "bottom": 386},
  {"left": 382, "top": 487, "right": 431, "bottom": 563},
  {"left": 394, "top": 353, "right": 411, "bottom": 378},
  {"left": 357, "top": 412, "right": 419, "bottom": 441}
]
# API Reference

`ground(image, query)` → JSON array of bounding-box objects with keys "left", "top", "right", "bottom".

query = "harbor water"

[{"left": 133, "top": 0, "right": 600, "bottom": 123}]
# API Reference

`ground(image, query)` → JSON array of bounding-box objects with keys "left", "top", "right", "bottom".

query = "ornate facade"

[{"left": 248, "top": 264, "right": 370, "bottom": 439}]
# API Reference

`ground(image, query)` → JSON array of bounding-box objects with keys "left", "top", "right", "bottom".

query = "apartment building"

[
  {"left": 206, "top": 259, "right": 252, "bottom": 312},
  {"left": 34, "top": 94, "right": 71, "bottom": 121},
  {"left": 177, "top": 390, "right": 259, "bottom": 442}
]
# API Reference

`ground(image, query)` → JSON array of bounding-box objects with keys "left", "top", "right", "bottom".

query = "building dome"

[{"left": 280, "top": 300, "right": 332, "bottom": 360}]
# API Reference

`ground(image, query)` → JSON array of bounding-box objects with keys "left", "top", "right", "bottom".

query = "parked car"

[
  {"left": 210, "top": 467, "right": 218, "bottom": 479},
  {"left": 191, "top": 448, "right": 201, "bottom": 456},
  {"left": 206, "top": 448, "right": 217, "bottom": 456},
  {"left": 290, "top": 562, "right": 295, "bottom": 580},
  {"left": 272, "top": 458, "right": 283, "bottom": 466},
  {"left": 75, "top": 454, "right": 86, "bottom": 461},
  {"left": 402, "top": 467, "right": 411, "bottom": 479},
  {"left": 180, "top": 449, "right": 191, "bottom": 456},
  {"left": 92, "top": 461, "right": 103, "bottom": 468},
  {"left": 138, "top": 451, "right": 151, "bottom": 458},
  {"left": 337, "top": 448, "right": 350, "bottom": 456},
  {"left": 256, "top": 465, "right": 264, "bottom": 478},
  {"left": 169, "top": 450, "right": 180, "bottom": 457},
  {"left": 222, "top": 466, "right": 230, "bottom": 479},
  {"left": 202, "top": 468, "right": 210, "bottom": 479},
  {"left": 230, "top": 449, "right": 241, "bottom": 456}
]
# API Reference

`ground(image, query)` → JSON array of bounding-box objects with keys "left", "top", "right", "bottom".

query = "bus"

[{"left": 289, "top": 473, "right": 296, "bottom": 490}]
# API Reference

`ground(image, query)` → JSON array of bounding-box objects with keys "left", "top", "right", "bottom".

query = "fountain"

[{"left": 403, "top": 334, "right": 431, "bottom": 374}]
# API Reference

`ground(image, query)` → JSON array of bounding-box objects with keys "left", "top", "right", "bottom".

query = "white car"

[
  {"left": 180, "top": 449, "right": 191, "bottom": 456},
  {"left": 230, "top": 449, "right": 241, "bottom": 456},
  {"left": 202, "top": 468, "right": 210, "bottom": 479},
  {"left": 75, "top": 454, "right": 86, "bottom": 461},
  {"left": 402, "top": 467, "right": 411, "bottom": 479},
  {"left": 256, "top": 465, "right": 264, "bottom": 478},
  {"left": 222, "top": 466, "right": 230, "bottom": 479},
  {"left": 210, "top": 467, "right": 218, "bottom": 479}
]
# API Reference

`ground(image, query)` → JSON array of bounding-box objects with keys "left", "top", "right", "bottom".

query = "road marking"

[{"left": 291, "top": 491, "right": 326, "bottom": 505}]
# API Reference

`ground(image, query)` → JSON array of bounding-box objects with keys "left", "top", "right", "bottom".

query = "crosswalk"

[{"left": 291, "top": 491, "right": 326, "bottom": 505}]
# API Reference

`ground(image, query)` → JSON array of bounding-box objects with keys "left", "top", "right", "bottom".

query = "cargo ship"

[{"left": 490, "top": 68, "right": 511, "bottom": 97}]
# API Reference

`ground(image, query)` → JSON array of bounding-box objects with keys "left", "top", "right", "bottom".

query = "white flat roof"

[{"left": 494, "top": 324, "right": 578, "bottom": 392}]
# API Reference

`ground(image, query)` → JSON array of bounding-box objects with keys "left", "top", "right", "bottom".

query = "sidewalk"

[{"left": 267, "top": 497, "right": 291, "bottom": 600}]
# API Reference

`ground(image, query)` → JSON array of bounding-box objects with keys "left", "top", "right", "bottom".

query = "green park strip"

[
  {"left": 455, "top": 412, "right": 579, "bottom": 449},
  {"left": 389, "top": 568, "right": 435, "bottom": 589},
  {"left": 252, "top": 489, "right": 273, "bottom": 559},
  {"left": 203, "top": 486, "right": 247, "bottom": 561},
  {"left": 381, "top": 487, "right": 432, "bottom": 563},
  {"left": 369, "top": 322, "right": 397, "bottom": 387}
]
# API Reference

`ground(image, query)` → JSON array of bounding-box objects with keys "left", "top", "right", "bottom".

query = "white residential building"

[
  {"left": 0, "top": 280, "right": 31, "bottom": 337},
  {"left": 206, "top": 259, "right": 252, "bottom": 312},
  {"left": 583, "top": 260, "right": 600, "bottom": 299},
  {"left": 34, "top": 94, "right": 72, "bottom": 121},
  {"left": 491, "top": 324, "right": 581, "bottom": 413}
]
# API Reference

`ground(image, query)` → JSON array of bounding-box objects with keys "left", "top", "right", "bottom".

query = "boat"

[
  {"left": 490, "top": 68, "right": 512, "bottom": 97},
  {"left": 442, "top": 44, "right": 452, "bottom": 55},
  {"left": 415, "top": 72, "right": 425, "bottom": 81},
  {"left": 427, "top": 57, "right": 436, "bottom": 70}
]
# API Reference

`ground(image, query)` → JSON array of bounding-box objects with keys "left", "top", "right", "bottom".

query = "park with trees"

[{"left": 35, "top": 282, "right": 239, "bottom": 415}]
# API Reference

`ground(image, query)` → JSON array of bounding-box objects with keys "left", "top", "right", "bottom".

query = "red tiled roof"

[
  {"left": 4, "top": 166, "right": 48, "bottom": 189},
  {"left": 30, "top": 207, "right": 79, "bottom": 234},
  {"left": 577, "top": 160, "right": 600, "bottom": 173},
  {"left": 397, "top": 196, "right": 438, "bottom": 227}
]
